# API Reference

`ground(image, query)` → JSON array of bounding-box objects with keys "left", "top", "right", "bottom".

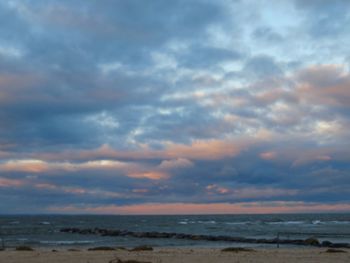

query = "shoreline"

[{"left": 0, "top": 247, "right": 349, "bottom": 263}]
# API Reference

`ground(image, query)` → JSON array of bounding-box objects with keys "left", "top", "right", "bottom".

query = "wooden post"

[{"left": 277, "top": 232, "right": 280, "bottom": 248}]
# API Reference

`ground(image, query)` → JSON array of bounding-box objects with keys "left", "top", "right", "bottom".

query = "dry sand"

[{"left": 0, "top": 247, "right": 349, "bottom": 263}]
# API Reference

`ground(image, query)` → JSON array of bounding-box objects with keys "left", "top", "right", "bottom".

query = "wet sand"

[{"left": 0, "top": 247, "right": 349, "bottom": 263}]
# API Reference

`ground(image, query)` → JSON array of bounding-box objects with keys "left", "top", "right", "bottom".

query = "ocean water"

[{"left": 0, "top": 214, "right": 350, "bottom": 248}]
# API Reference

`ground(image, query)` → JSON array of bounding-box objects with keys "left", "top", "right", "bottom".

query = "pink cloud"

[
  {"left": 296, "top": 64, "right": 350, "bottom": 107},
  {"left": 35, "top": 138, "right": 248, "bottom": 162},
  {"left": 260, "top": 151, "right": 277, "bottom": 160},
  {"left": 127, "top": 171, "right": 169, "bottom": 180},
  {"left": 48, "top": 201, "right": 350, "bottom": 215},
  {"left": 206, "top": 185, "right": 298, "bottom": 199},
  {"left": 0, "top": 160, "right": 49, "bottom": 173},
  {"left": 0, "top": 177, "right": 24, "bottom": 187}
]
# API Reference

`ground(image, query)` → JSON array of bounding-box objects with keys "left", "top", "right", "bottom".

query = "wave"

[
  {"left": 329, "top": 220, "right": 350, "bottom": 225},
  {"left": 268, "top": 221, "right": 305, "bottom": 225},
  {"left": 225, "top": 221, "right": 252, "bottom": 225},
  {"left": 178, "top": 220, "right": 216, "bottom": 225},
  {"left": 16, "top": 238, "right": 29, "bottom": 241},
  {"left": 311, "top": 220, "right": 323, "bottom": 225},
  {"left": 197, "top": 220, "right": 216, "bottom": 224},
  {"left": 39, "top": 221, "right": 51, "bottom": 225},
  {"left": 40, "top": 240, "right": 97, "bottom": 245},
  {"left": 310, "top": 220, "right": 350, "bottom": 225}
]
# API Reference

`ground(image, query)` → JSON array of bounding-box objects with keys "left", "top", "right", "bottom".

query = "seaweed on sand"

[
  {"left": 325, "top": 248, "right": 347, "bottom": 253},
  {"left": 130, "top": 245, "right": 153, "bottom": 251},
  {"left": 221, "top": 247, "right": 255, "bottom": 252},
  {"left": 108, "top": 257, "right": 152, "bottom": 263},
  {"left": 15, "top": 246, "right": 34, "bottom": 251},
  {"left": 88, "top": 246, "right": 116, "bottom": 251}
]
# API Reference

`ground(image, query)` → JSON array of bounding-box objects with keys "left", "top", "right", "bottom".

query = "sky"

[{"left": 0, "top": 0, "right": 350, "bottom": 214}]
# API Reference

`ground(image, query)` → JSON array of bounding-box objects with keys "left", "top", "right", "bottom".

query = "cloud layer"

[{"left": 0, "top": 0, "right": 349, "bottom": 214}]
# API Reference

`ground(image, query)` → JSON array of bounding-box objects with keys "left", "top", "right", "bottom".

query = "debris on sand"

[
  {"left": 130, "top": 245, "right": 153, "bottom": 251},
  {"left": 15, "top": 246, "right": 34, "bottom": 251},
  {"left": 221, "top": 247, "right": 255, "bottom": 252}
]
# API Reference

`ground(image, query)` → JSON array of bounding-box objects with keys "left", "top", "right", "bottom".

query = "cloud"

[
  {"left": 0, "top": 0, "right": 349, "bottom": 213},
  {"left": 158, "top": 158, "right": 193, "bottom": 170},
  {"left": 296, "top": 64, "right": 350, "bottom": 108},
  {"left": 0, "top": 177, "right": 23, "bottom": 187},
  {"left": 244, "top": 55, "right": 282, "bottom": 79}
]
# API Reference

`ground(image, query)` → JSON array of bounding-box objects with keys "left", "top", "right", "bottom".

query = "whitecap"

[
  {"left": 268, "top": 221, "right": 304, "bottom": 225},
  {"left": 329, "top": 220, "right": 350, "bottom": 225},
  {"left": 197, "top": 220, "right": 216, "bottom": 224},
  {"left": 225, "top": 221, "right": 250, "bottom": 225}
]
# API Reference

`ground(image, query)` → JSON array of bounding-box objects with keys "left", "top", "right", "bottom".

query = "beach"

[{"left": 0, "top": 247, "right": 349, "bottom": 263}]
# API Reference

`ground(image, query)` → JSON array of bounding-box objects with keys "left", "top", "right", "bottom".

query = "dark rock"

[
  {"left": 321, "top": 240, "right": 333, "bottom": 247},
  {"left": 304, "top": 238, "right": 320, "bottom": 246},
  {"left": 59, "top": 227, "right": 350, "bottom": 248},
  {"left": 330, "top": 243, "right": 350, "bottom": 248},
  {"left": 190, "top": 235, "right": 203, "bottom": 240}
]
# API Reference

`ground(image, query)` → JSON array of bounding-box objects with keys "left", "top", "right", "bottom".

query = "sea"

[{"left": 1, "top": 214, "right": 350, "bottom": 249}]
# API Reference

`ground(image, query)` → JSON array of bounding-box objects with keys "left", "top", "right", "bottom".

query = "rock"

[
  {"left": 59, "top": 227, "right": 350, "bottom": 248},
  {"left": 304, "top": 238, "right": 320, "bottom": 246},
  {"left": 190, "top": 235, "right": 203, "bottom": 240},
  {"left": 330, "top": 243, "right": 350, "bottom": 248},
  {"left": 321, "top": 240, "right": 332, "bottom": 247}
]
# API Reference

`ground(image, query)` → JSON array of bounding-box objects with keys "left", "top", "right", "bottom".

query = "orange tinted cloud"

[
  {"left": 0, "top": 158, "right": 168, "bottom": 180},
  {"left": 0, "top": 160, "right": 49, "bottom": 173},
  {"left": 127, "top": 171, "right": 169, "bottom": 180},
  {"left": 0, "top": 177, "right": 24, "bottom": 187},
  {"left": 297, "top": 64, "right": 350, "bottom": 107},
  {"left": 36, "top": 138, "right": 247, "bottom": 162},
  {"left": 163, "top": 140, "right": 243, "bottom": 160},
  {"left": 260, "top": 151, "right": 277, "bottom": 160}
]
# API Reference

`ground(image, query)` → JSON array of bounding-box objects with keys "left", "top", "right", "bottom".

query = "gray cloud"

[{"left": 0, "top": 0, "right": 349, "bottom": 213}]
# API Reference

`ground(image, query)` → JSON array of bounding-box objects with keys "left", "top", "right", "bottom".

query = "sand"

[
  {"left": 0, "top": 248, "right": 350, "bottom": 263},
  {"left": 0, "top": 247, "right": 349, "bottom": 263}
]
